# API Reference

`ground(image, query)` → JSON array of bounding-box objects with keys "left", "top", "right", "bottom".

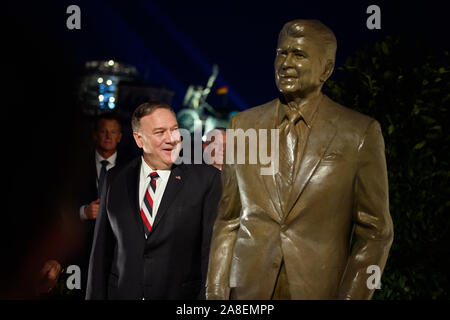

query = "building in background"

[{"left": 79, "top": 60, "right": 174, "bottom": 117}]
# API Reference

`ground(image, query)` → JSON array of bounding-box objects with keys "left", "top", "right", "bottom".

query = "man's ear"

[
  {"left": 320, "top": 60, "right": 334, "bottom": 83},
  {"left": 133, "top": 132, "right": 143, "bottom": 149},
  {"left": 117, "top": 132, "right": 123, "bottom": 143}
]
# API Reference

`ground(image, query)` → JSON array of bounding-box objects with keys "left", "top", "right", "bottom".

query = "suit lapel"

[
  {"left": 258, "top": 99, "right": 285, "bottom": 222},
  {"left": 89, "top": 152, "right": 99, "bottom": 197},
  {"left": 126, "top": 157, "right": 145, "bottom": 237},
  {"left": 149, "top": 164, "right": 185, "bottom": 235},
  {"left": 283, "top": 96, "right": 339, "bottom": 219}
]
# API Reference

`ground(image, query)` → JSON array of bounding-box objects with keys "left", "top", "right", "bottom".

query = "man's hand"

[
  {"left": 84, "top": 199, "right": 100, "bottom": 220},
  {"left": 37, "top": 260, "right": 62, "bottom": 295}
]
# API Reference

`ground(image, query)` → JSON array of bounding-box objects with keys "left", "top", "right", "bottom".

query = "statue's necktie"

[
  {"left": 278, "top": 109, "right": 302, "bottom": 212},
  {"left": 97, "top": 160, "right": 109, "bottom": 198},
  {"left": 141, "top": 172, "right": 159, "bottom": 237}
]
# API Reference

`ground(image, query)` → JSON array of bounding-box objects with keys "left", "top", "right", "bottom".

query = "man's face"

[
  {"left": 204, "top": 130, "right": 226, "bottom": 167},
  {"left": 133, "top": 108, "right": 181, "bottom": 170},
  {"left": 275, "top": 35, "right": 326, "bottom": 98},
  {"left": 94, "top": 119, "right": 122, "bottom": 153}
]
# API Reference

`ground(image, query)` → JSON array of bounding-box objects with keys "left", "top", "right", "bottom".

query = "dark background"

[
  {"left": 2, "top": 0, "right": 449, "bottom": 299},
  {"left": 5, "top": 0, "right": 449, "bottom": 110}
]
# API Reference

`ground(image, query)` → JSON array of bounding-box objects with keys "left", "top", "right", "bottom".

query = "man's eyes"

[
  {"left": 277, "top": 50, "right": 305, "bottom": 58},
  {"left": 154, "top": 128, "right": 178, "bottom": 135}
]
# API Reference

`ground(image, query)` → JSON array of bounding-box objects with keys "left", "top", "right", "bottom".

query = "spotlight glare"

[
  {"left": 97, "top": 77, "right": 103, "bottom": 83},
  {"left": 98, "top": 94, "right": 104, "bottom": 102},
  {"left": 108, "top": 60, "right": 115, "bottom": 66},
  {"left": 106, "top": 79, "right": 113, "bottom": 86}
]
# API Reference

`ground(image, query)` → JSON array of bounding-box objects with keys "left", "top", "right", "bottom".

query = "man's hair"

[
  {"left": 131, "top": 101, "right": 175, "bottom": 132},
  {"left": 94, "top": 112, "right": 122, "bottom": 132},
  {"left": 278, "top": 19, "right": 337, "bottom": 63}
]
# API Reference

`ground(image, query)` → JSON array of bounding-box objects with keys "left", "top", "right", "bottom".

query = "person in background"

[
  {"left": 80, "top": 113, "right": 125, "bottom": 220},
  {"left": 28, "top": 113, "right": 128, "bottom": 299},
  {"left": 76, "top": 112, "right": 129, "bottom": 297},
  {"left": 203, "top": 128, "right": 227, "bottom": 171}
]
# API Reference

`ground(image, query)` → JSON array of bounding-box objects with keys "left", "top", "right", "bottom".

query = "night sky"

[{"left": 6, "top": 0, "right": 449, "bottom": 110}]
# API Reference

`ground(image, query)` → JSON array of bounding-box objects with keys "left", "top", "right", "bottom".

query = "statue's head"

[{"left": 275, "top": 20, "right": 337, "bottom": 99}]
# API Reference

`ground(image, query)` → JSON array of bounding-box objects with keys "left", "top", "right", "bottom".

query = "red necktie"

[{"left": 140, "top": 172, "right": 159, "bottom": 237}]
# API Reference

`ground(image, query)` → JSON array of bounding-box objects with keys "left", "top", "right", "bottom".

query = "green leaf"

[
  {"left": 430, "top": 125, "right": 442, "bottom": 131},
  {"left": 388, "top": 124, "right": 395, "bottom": 135},
  {"left": 421, "top": 115, "right": 436, "bottom": 124},
  {"left": 382, "top": 42, "right": 389, "bottom": 55},
  {"left": 413, "top": 141, "right": 426, "bottom": 150}
]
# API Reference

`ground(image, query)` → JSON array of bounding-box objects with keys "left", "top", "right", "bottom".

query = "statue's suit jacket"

[{"left": 206, "top": 94, "right": 394, "bottom": 299}]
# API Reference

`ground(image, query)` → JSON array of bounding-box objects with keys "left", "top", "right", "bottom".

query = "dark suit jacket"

[
  {"left": 79, "top": 150, "right": 130, "bottom": 210},
  {"left": 76, "top": 150, "right": 130, "bottom": 293},
  {"left": 86, "top": 157, "right": 222, "bottom": 300},
  {"left": 207, "top": 95, "right": 394, "bottom": 300}
]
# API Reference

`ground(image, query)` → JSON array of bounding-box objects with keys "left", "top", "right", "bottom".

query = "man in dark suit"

[
  {"left": 79, "top": 113, "right": 127, "bottom": 221},
  {"left": 86, "top": 101, "right": 222, "bottom": 300},
  {"left": 77, "top": 113, "right": 129, "bottom": 296}
]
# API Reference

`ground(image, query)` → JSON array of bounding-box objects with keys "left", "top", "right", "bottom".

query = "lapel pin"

[{"left": 175, "top": 175, "right": 181, "bottom": 180}]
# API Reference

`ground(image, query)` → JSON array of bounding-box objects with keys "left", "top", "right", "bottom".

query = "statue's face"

[{"left": 275, "top": 35, "right": 325, "bottom": 98}]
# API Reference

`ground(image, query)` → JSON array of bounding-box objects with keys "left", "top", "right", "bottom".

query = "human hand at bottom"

[{"left": 36, "top": 260, "right": 62, "bottom": 295}]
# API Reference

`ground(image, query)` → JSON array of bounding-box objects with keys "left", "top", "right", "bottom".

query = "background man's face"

[
  {"left": 204, "top": 129, "right": 226, "bottom": 168},
  {"left": 275, "top": 35, "right": 325, "bottom": 98},
  {"left": 94, "top": 119, "right": 122, "bottom": 153},
  {"left": 133, "top": 108, "right": 181, "bottom": 170}
]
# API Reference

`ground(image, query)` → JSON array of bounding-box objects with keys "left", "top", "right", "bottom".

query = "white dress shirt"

[
  {"left": 79, "top": 150, "right": 118, "bottom": 221},
  {"left": 139, "top": 157, "right": 171, "bottom": 237},
  {"left": 94, "top": 150, "right": 117, "bottom": 187}
]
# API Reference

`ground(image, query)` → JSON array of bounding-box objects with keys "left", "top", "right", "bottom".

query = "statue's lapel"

[{"left": 284, "top": 97, "right": 339, "bottom": 220}]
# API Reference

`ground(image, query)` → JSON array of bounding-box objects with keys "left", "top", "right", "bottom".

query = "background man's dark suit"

[
  {"left": 76, "top": 150, "right": 130, "bottom": 295},
  {"left": 86, "top": 157, "right": 221, "bottom": 299},
  {"left": 78, "top": 150, "right": 130, "bottom": 233}
]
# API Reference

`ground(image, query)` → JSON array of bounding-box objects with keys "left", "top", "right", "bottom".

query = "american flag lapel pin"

[{"left": 175, "top": 175, "right": 181, "bottom": 180}]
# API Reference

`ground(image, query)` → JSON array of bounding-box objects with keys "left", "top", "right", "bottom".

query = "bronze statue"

[{"left": 206, "top": 19, "right": 394, "bottom": 299}]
